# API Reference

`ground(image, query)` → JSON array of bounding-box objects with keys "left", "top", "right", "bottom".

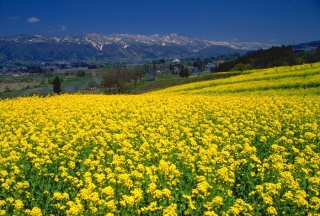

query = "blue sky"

[{"left": 1, "top": 0, "right": 320, "bottom": 45}]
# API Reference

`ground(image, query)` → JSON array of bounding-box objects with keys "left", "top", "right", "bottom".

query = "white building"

[{"left": 172, "top": 58, "right": 180, "bottom": 63}]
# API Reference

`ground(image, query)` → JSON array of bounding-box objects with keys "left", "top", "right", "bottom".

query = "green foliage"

[
  {"left": 22, "top": 85, "right": 31, "bottom": 90},
  {"left": 21, "top": 77, "right": 33, "bottom": 83},
  {"left": 101, "top": 69, "right": 116, "bottom": 92},
  {"left": 185, "top": 67, "right": 190, "bottom": 78},
  {"left": 87, "top": 80, "right": 100, "bottom": 88},
  {"left": 4, "top": 86, "right": 12, "bottom": 93},
  {"left": 48, "top": 76, "right": 64, "bottom": 84},
  {"left": 179, "top": 65, "right": 190, "bottom": 78},
  {"left": 179, "top": 65, "right": 185, "bottom": 77},
  {"left": 52, "top": 76, "right": 61, "bottom": 94},
  {"left": 153, "top": 64, "right": 157, "bottom": 80},
  {"left": 169, "top": 64, "right": 174, "bottom": 73},
  {"left": 232, "top": 63, "right": 252, "bottom": 72},
  {"left": 40, "top": 79, "right": 46, "bottom": 85},
  {"left": 215, "top": 45, "right": 309, "bottom": 72},
  {"left": 76, "top": 70, "right": 86, "bottom": 77},
  {"left": 132, "top": 65, "right": 144, "bottom": 87},
  {"left": 101, "top": 67, "right": 132, "bottom": 94}
]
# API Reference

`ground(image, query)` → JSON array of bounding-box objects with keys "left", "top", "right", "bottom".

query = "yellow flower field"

[{"left": 1, "top": 64, "right": 320, "bottom": 215}]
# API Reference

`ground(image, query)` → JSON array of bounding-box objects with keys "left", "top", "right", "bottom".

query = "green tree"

[
  {"left": 198, "top": 60, "right": 204, "bottom": 72},
  {"left": 185, "top": 67, "right": 190, "bottom": 78},
  {"left": 169, "top": 64, "right": 174, "bottom": 74},
  {"left": 132, "top": 65, "right": 144, "bottom": 87},
  {"left": 153, "top": 64, "right": 157, "bottom": 81},
  {"left": 232, "top": 63, "right": 252, "bottom": 72},
  {"left": 193, "top": 61, "right": 200, "bottom": 68},
  {"left": 101, "top": 69, "right": 116, "bottom": 92},
  {"left": 115, "top": 67, "right": 131, "bottom": 94},
  {"left": 52, "top": 76, "right": 61, "bottom": 94},
  {"left": 102, "top": 67, "right": 133, "bottom": 94},
  {"left": 76, "top": 70, "right": 86, "bottom": 77},
  {"left": 179, "top": 65, "right": 185, "bottom": 77},
  {"left": 179, "top": 65, "right": 190, "bottom": 78},
  {"left": 48, "top": 76, "right": 63, "bottom": 85}
]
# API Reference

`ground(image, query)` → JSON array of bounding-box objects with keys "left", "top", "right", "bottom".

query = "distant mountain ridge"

[
  {"left": 291, "top": 40, "right": 320, "bottom": 53},
  {"left": 0, "top": 33, "right": 317, "bottom": 63}
]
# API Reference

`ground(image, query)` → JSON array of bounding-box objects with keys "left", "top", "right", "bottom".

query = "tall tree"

[
  {"left": 198, "top": 59, "right": 204, "bottom": 72},
  {"left": 169, "top": 64, "right": 174, "bottom": 74},
  {"left": 193, "top": 61, "right": 200, "bottom": 68},
  {"left": 153, "top": 64, "right": 157, "bottom": 80},
  {"left": 101, "top": 69, "right": 116, "bottom": 92},
  {"left": 185, "top": 67, "right": 190, "bottom": 78},
  {"left": 179, "top": 65, "right": 185, "bottom": 77},
  {"left": 132, "top": 65, "right": 144, "bottom": 87},
  {"left": 114, "top": 67, "right": 131, "bottom": 94},
  {"left": 52, "top": 76, "right": 61, "bottom": 94}
]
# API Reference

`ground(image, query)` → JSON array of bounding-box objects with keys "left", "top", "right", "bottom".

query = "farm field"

[
  {"left": 0, "top": 63, "right": 320, "bottom": 215},
  {"left": 0, "top": 72, "right": 103, "bottom": 99}
]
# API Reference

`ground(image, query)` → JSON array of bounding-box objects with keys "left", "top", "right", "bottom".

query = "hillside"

[
  {"left": 155, "top": 62, "right": 320, "bottom": 96},
  {"left": 214, "top": 45, "right": 320, "bottom": 72},
  {"left": 1, "top": 63, "right": 320, "bottom": 215}
]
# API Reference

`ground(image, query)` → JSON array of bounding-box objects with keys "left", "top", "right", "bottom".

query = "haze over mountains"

[{"left": 0, "top": 33, "right": 319, "bottom": 63}]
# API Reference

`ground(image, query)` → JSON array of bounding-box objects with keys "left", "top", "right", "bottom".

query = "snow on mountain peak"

[{"left": 0, "top": 33, "right": 277, "bottom": 51}]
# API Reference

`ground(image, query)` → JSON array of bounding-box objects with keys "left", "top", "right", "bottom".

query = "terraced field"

[
  {"left": 0, "top": 63, "right": 319, "bottom": 215},
  {"left": 156, "top": 63, "right": 320, "bottom": 96}
]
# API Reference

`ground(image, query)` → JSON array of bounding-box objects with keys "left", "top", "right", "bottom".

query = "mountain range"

[{"left": 0, "top": 33, "right": 318, "bottom": 63}]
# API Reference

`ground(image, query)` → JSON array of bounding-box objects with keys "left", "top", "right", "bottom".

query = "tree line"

[
  {"left": 214, "top": 45, "right": 320, "bottom": 72},
  {"left": 101, "top": 65, "right": 144, "bottom": 94}
]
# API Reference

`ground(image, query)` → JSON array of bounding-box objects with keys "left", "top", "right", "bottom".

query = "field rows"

[{"left": 159, "top": 63, "right": 320, "bottom": 95}]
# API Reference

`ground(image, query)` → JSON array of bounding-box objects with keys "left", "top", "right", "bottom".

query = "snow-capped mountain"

[
  {"left": 1, "top": 33, "right": 274, "bottom": 50},
  {"left": 0, "top": 33, "right": 277, "bottom": 62}
]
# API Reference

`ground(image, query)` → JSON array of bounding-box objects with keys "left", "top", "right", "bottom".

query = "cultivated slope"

[
  {"left": 153, "top": 63, "right": 320, "bottom": 96},
  {"left": 0, "top": 63, "right": 319, "bottom": 215}
]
